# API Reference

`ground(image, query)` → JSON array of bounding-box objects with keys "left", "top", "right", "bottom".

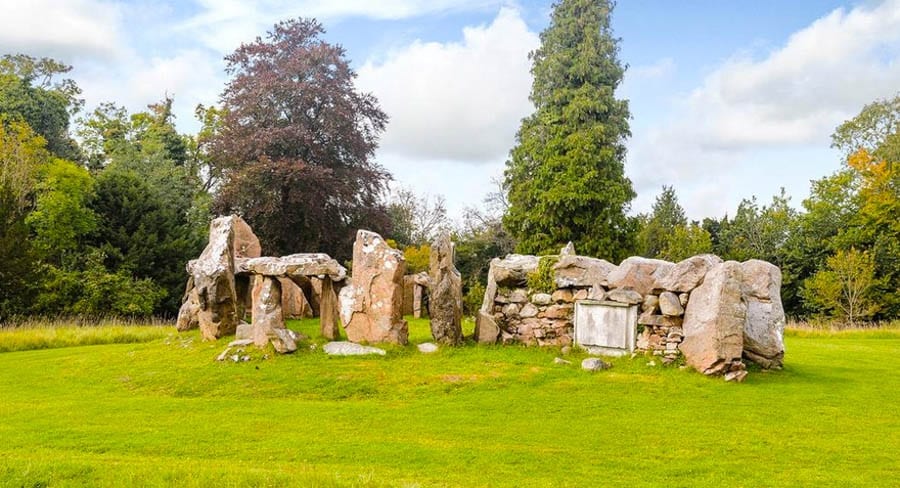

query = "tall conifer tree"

[{"left": 503, "top": 0, "right": 635, "bottom": 260}]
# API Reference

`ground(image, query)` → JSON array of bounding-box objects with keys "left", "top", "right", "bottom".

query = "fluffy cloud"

[
  {"left": 76, "top": 49, "right": 224, "bottom": 130},
  {"left": 357, "top": 7, "right": 539, "bottom": 163},
  {"left": 628, "top": 0, "right": 900, "bottom": 217},
  {"left": 0, "top": 0, "right": 125, "bottom": 59},
  {"left": 181, "top": 0, "right": 508, "bottom": 52}
]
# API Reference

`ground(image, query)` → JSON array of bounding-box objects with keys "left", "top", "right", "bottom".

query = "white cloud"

[
  {"left": 180, "top": 0, "right": 508, "bottom": 52},
  {"left": 630, "top": 57, "right": 675, "bottom": 80},
  {"left": 628, "top": 0, "right": 900, "bottom": 218},
  {"left": 357, "top": 7, "right": 539, "bottom": 162},
  {"left": 0, "top": 0, "right": 125, "bottom": 60},
  {"left": 77, "top": 49, "right": 224, "bottom": 132}
]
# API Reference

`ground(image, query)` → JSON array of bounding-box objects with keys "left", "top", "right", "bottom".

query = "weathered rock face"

[
  {"left": 740, "top": 260, "right": 786, "bottom": 369},
  {"left": 680, "top": 261, "right": 747, "bottom": 376},
  {"left": 234, "top": 254, "right": 347, "bottom": 282},
  {"left": 490, "top": 254, "right": 540, "bottom": 287},
  {"left": 191, "top": 216, "right": 240, "bottom": 340},
  {"left": 339, "top": 230, "right": 408, "bottom": 344},
  {"left": 658, "top": 292, "right": 684, "bottom": 317},
  {"left": 280, "top": 278, "right": 311, "bottom": 319},
  {"left": 553, "top": 255, "right": 617, "bottom": 288},
  {"left": 607, "top": 257, "right": 674, "bottom": 295},
  {"left": 232, "top": 216, "right": 262, "bottom": 259},
  {"left": 475, "top": 311, "right": 500, "bottom": 343},
  {"left": 653, "top": 254, "right": 722, "bottom": 293},
  {"left": 319, "top": 277, "right": 341, "bottom": 341},
  {"left": 251, "top": 275, "right": 296, "bottom": 353},
  {"left": 176, "top": 278, "right": 200, "bottom": 332},
  {"left": 606, "top": 288, "right": 643, "bottom": 305},
  {"left": 428, "top": 233, "right": 463, "bottom": 345}
]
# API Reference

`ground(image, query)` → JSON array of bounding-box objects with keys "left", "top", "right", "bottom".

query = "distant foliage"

[
  {"left": 527, "top": 256, "right": 559, "bottom": 294},
  {"left": 403, "top": 244, "right": 431, "bottom": 275},
  {"left": 802, "top": 248, "right": 880, "bottom": 326}
]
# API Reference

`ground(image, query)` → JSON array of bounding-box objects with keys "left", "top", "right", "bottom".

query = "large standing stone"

[
  {"left": 251, "top": 275, "right": 296, "bottom": 353},
  {"left": 680, "top": 261, "right": 746, "bottom": 376},
  {"left": 428, "top": 233, "right": 463, "bottom": 345},
  {"left": 607, "top": 257, "right": 674, "bottom": 295},
  {"left": 232, "top": 216, "right": 262, "bottom": 259},
  {"left": 475, "top": 311, "right": 500, "bottom": 343},
  {"left": 319, "top": 277, "right": 341, "bottom": 340},
  {"left": 280, "top": 277, "right": 311, "bottom": 319},
  {"left": 653, "top": 254, "right": 722, "bottom": 293},
  {"left": 191, "top": 216, "right": 240, "bottom": 340},
  {"left": 740, "top": 260, "right": 786, "bottom": 369},
  {"left": 339, "top": 230, "right": 408, "bottom": 344}
]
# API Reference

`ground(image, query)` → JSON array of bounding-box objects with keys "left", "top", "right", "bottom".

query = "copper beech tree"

[{"left": 210, "top": 18, "right": 392, "bottom": 259}]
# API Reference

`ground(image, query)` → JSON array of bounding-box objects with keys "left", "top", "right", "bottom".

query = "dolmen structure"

[
  {"left": 176, "top": 217, "right": 464, "bottom": 352},
  {"left": 178, "top": 216, "right": 784, "bottom": 382},
  {"left": 176, "top": 215, "right": 347, "bottom": 353},
  {"left": 476, "top": 243, "right": 785, "bottom": 382}
]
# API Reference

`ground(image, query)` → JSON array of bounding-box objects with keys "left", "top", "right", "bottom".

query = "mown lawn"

[{"left": 0, "top": 318, "right": 897, "bottom": 487}]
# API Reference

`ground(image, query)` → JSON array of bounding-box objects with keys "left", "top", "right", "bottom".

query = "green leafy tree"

[
  {"left": 26, "top": 159, "right": 97, "bottom": 268},
  {"left": 0, "top": 54, "right": 81, "bottom": 159},
  {"left": 659, "top": 223, "right": 712, "bottom": 262},
  {"left": 637, "top": 186, "right": 687, "bottom": 258},
  {"left": 0, "top": 120, "right": 45, "bottom": 318},
  {"left": 503, "top": 0, "right": 635, "bottom": 260},
  {"left": 89, "top": 169, "right": 199, "bottom": 314},
  {"left": 802, "top": 248, "right": 879, "bottom": 325}
]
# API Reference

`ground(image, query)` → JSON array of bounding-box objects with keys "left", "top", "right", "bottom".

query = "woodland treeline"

[{"left": 1, "top": 1, "right": 898, "bottom": 325}]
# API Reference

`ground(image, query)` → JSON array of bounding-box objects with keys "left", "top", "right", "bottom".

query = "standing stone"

[
  {"left": 680, "top": 261, "right": 746, "bottom": 376},
  {"left": 251, "top": 275, "right": 296, "bottom": 353},
  {"left": 740, "top": 260, "right": 786, "bottom": 369},
  {"left": 192, "top": 216, "right": 240, "bottom": 340},
  {"left": 607, "top": 257, "right": 674, "bottom": 295},
  {"left": 658, "top": 291, "right": 685, "bottom": 316},
  {"left": 232, "top": 216, "right": 262, "bottom": 259},
  {"left": 319, "top": 277, "right": 341, "bottom": 340},
  {"left": 280, "top": 277, "right": 311, "bottom": 319},
  {"left": 413, "top": 283, "right": 424, "bottom": 319},
  {"left": 475, "top": 311, "right": 500, "bottom": 343},
  {"left": 428, "top": 233, "right": 463, "bottom": 345},
  {"left": 339, "top": 230, "right": 408, "bottom": 344},
  {"left": 176, "top": 277, "right": 201, "bottom": 331}
]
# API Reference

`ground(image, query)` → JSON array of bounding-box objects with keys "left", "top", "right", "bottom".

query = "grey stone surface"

[
  {"left": 531, "top": 293, "right": 552, "bottom": 305},
  {"left": 429, "top": 233, "right": 464, "bottom": 345},
  {"left": 581, "top": 357, "right": 611, "bottom": 371},
  {"left": 323, "top": 341, "right": 387, "bottom": 356},
  {"left": 740, "top": 259, "right": 786, "bottom": 369},
  {"left": 606, "top": 288, "right": 643, "bottom": 305}
]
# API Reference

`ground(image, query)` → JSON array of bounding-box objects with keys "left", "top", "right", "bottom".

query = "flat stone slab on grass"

[
  {"left": 323, "top": 341, "right": 387, "bottom": 356},
  {"left": 417, "top": 342, "right": 439, "bottom": 353}
]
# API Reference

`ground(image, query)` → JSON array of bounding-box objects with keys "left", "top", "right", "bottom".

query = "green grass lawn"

[{"left": 0, "top": 318, "right": 898, "bottom": 487}]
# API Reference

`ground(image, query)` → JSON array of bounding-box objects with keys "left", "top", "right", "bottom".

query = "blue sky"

[{"left": 3, "top": 0, "right": 899, "bottom": 221}]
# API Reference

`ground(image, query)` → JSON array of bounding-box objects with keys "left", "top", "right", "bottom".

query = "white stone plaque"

[{"left": 574, "top": 300, "right": 637, "bottom": 356}]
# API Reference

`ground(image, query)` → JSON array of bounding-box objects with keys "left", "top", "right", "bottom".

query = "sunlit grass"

[{"left": 0, "top": 316, "right": 897, "bottom": 486}]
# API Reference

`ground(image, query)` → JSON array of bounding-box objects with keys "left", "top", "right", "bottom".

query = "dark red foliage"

[{"left": 210, "top": 18, "right": 392, "bottom": 259}]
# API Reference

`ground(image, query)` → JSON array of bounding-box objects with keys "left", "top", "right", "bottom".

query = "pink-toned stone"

[
  {"left": 339, "top": 230, "right": 408, "bottom": 344},
  {"left": 680, "top": 261, "right": 746, "bottom": 376},
  {"left": 607, "top": 257, "right": 674, "bottom": 295}
]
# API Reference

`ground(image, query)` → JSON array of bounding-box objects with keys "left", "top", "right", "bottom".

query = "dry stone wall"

[{"left": 477, "top": 243, "right": 786, "bottom": 381}]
